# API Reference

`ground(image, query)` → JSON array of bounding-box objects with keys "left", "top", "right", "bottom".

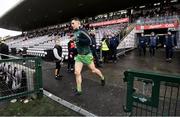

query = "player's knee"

[{"left": 74, "top": 70, "right": 81, "bottom": 76}]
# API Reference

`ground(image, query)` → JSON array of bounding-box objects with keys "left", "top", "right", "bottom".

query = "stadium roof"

[{"left": 0, "top": 0, "right": 162, "bottom": 31}]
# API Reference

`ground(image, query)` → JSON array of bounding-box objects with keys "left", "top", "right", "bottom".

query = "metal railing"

[
  {"left": 123, "top": 69, "right": 180, "bottom": 116},
  {"left": 0, "top": 54, "right": 43, "bottom": 101},
  {"left": 119, "top": 23, "right": 135, "bottom": 42}
]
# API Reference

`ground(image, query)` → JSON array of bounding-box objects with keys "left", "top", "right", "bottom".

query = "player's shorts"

[{"left": 75, "top": 53, "right": 93, "bottom": 65}]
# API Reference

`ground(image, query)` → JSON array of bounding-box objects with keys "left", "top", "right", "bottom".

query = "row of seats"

[
  {"left": 6, "top": 22, "right": 128, "bottom": 59},
  {"left": 136, "top": 15, "right": 179, "bottom": 25},
  {"left": 7, "top": 35, "right": 49, "bottom": 50},
  {"left": 25, "top": 26, "right": 122, "bottom": 59},
  {"left": 95, "top": 23, "right": 127, "bottom": 42},
  {"left": 26, "top": 49, "right": 47, "bottom": 57}
]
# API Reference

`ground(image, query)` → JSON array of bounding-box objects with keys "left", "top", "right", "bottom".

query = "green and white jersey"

[{"left": 74, "top": 28, "right": 92, "bottom": 55}]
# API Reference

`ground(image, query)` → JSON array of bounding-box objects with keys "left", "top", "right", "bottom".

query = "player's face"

[
  {"left": 151, "top": 32, "right": 155, "bottom": 36},
  {"left": 71, "top": 20, "right": 80, "bottom": 30},
  {"left": 55, "top": 39, "right": 60, "bottom": 45}
]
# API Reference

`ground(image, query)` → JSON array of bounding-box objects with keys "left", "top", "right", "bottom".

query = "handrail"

[
  {"left": 119, "top": 23, "right": 136, "bottom": 43},
  {"left": 0, "top": 53, "right": 20, "bottom": 59}
]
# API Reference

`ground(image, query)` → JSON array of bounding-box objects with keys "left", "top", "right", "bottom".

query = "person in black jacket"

[
  {"left": 164, "top": 31, "right": 177, "bottom": 62},
  {"left": 53, "top": 38, "right": 63, "bottom": 80},
  {"left": 90, "top": 32, "right": 101, "bottom": 67},
  {"left": 138, "top": 33, "right": 147, "bottom": 56},
  {"left": 109, "top": 34, "right": 119, "bottom": 63},
  {"left": 0, "top": 40, "right": 9, "bottom": 59},
  {"left": 149, "top": 32, "right": 158, "bottom": 56},
  {"left": 67, "top": 37, "right": 77, "bottom": 72}
]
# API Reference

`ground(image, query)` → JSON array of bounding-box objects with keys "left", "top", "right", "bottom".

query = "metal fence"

[
  {"left": 123, "top": 69, "right": 180, "bottom": 116},
  {"left": 0, "top": 54, "right": 43, "bottom": 101}
]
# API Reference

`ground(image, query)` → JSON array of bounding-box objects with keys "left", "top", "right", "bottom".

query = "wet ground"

[{"left": 42, "top": 48, "right": 180, "bottom": 116}]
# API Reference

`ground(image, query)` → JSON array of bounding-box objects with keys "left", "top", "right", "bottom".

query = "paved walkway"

[{"left": 42, "top": 49, "right": 180, "bottom": 116}]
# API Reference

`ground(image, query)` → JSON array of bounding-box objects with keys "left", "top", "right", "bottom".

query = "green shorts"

[{"left": 75, "top": 53, "right": 93, "bottom": 65}]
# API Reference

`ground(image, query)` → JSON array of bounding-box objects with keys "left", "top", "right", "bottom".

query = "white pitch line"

[{"left": 43, "top": 90, "right": 97, "bottom": 117}]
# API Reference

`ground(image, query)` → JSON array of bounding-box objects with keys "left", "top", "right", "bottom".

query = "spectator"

[
  {"left": 101, "top": 34, "right": 110, "bottom": 63},
  {"left": 138, "top": 33, "right": 147, "bottom": 56},
  {"left": 90, "top": 32, "right": 102, "bottom": 67},
  {"left": 53, "top": 38, "right": 63, "bottom": 80},
  {"left": 109, "top": 34, "right": 119, "bottom": 63},
  {"left": 67, "top": 36, "right": 77, "bottom": 72},
  {"left": 0, "top": 40, "right": 9, "bottom": 59},
  {"left": 164, "top": 31, "right": 177, "bottom": 62},
  {"left": 149, "top": 32, "right": 158, "bottom": 57}
]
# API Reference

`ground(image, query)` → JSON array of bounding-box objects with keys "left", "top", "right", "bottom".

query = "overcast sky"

[
  {"left": 0, "top": 0, "right": 23, "bottom": 37},
  {"left": 0, "top": 28, "right": 21, "bottom": 37}
]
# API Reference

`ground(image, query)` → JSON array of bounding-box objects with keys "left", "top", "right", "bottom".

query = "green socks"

[
  {"left": 101, "top": 76, "right": 105, "bottom": 80},
  {"left": 77, "top": 84, "right": 82, "bottom": 92}
]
